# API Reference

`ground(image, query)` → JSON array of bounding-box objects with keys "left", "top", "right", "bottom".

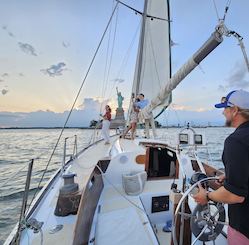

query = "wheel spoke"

[
  {"left": 191, "top": 224, "right": 209, "bottom": 245},
  {"left": 178, "top": 212, "right": 195, "bottom": 219},
  {"left": 215, "top": 221, "right": 228, "bottom": 226}
]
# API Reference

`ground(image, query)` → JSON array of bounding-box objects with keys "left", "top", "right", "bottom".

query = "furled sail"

[{"left": 130, "top": 0, "right": 171, "bottom": 118}]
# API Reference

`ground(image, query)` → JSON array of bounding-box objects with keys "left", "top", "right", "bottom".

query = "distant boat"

[{"left": 5, "top": 0, "right": 249, "bottom": 245}]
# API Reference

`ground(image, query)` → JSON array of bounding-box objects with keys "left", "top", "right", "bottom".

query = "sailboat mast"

[{"left": 135, "top": 0, "right": 148, "bottom": 94}]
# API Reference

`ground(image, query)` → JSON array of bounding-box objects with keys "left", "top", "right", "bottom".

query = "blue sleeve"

[
  {"left": 133, "top": 102, "right": 140, "bottom": 108},
  {"left": 136, "top": 101, "right": 142, "bottom": 108}
]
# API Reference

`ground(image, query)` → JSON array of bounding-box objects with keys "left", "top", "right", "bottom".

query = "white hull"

[{"left": 5, "top": 135, "right": 228, "bottom": 245}]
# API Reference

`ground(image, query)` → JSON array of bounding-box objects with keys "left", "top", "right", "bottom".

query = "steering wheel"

[{"left": 172, "top": 177, "right": 228, "bottom": 245}]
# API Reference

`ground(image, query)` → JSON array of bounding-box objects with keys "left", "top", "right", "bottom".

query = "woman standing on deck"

[
  {"left": 122, "top": 96, "right": 140, "bottom": 140},
  {"left": 101, "top": 105, "right": 112, "bottom": 144}
]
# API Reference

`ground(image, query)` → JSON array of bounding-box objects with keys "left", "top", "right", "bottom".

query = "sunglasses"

[{"left": 221, "top": 96, "right": 235, "bottom": 107}]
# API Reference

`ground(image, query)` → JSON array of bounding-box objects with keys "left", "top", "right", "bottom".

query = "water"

[{"left": 0, "top": 127, "right": 233, "bottom": 244}]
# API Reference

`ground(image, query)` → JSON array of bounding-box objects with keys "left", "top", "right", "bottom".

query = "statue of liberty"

[{"left": 116, "top": 87, "right": 124, "bottom": 109}]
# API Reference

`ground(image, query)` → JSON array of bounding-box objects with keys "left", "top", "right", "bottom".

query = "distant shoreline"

[
  {"left": 0, "top": 125, "right": 225, "bottom": 130},
  {"left": 0, "top": 127, "right": 92, "bottom": 130}
]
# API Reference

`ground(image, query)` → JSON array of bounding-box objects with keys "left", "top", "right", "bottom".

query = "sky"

[{"left": 0, "top": 0, "right": 249, "bottom": 127}]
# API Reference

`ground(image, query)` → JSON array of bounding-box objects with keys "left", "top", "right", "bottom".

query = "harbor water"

[{"left": 0, "top": 127, "right": 234, "bottom": 244}]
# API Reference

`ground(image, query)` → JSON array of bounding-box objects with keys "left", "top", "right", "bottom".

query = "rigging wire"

[
  {"left": 103, "top": 18, "right": 141, "bottom": 128},
  {"left": 117, "top": 0, "right": 170, "bottom": 22},
  {"left": 105, "top": 21, "right": 141, "bottom": 101},
  {"left": 141, "top": 26, "right": 171, "bottom": 120},
  {"left": 212, "top": 0, "right": 220, "bottom": 21},
  {"left": 154, "top": 106, "right": 168, "bottom": 120},
  {"left": 173, "top": 107, "right": 181, "bottom": 126},
  {"left": 116, "top": 22, "right": 140, "bottom": 80},
  {"left": 222, "top": 0, "right": 232, "bottom": 21},
  {"left": 96, "top": 3, "right": 120, "bottom": 146},
  {"left": 212, "top": 0, "right": 249, "bottom": 72},
  {"left": 161, "top": 104, "right": 182, "bottom": 128},
  {"left": 90, "top": 9, "right": 141, "bottom": 147},
  {"left": 101, "top": 0, "right": 117, "bottom": 108},
  {"left": 102, "top": 4, "right": 119, "bottom": 102},
  {"left": 101, "top": 1, "right": 115, "bottom": 105},
  {"left": 212, "top": 0, "right": 232, "bottom": 22},
  {"left": 148, "top": 27, "right": 162, "bottom": 90},
  {"left": 136, "top": 7, "right": 172, "bottom": 120},
  {"left": 27, "top": 1, "right": 120, "bottom": 212}
]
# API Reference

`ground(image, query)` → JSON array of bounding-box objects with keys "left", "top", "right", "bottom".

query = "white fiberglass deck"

[
  {"left": 94, "top": 180, "right": 174, "bottom": 245},
  {"left": 13, "top": 137, "right": 118, "bottom": 245}
]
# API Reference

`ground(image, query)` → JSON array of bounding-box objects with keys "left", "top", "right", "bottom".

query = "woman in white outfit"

[
  {"left": 122, "top": 97, "right": 140, "bottom": 140},
  {"left": 101, "top": 105, "right": 111, "bottom": 144}
]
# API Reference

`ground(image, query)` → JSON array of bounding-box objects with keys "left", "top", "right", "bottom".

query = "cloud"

[
  {"left": 41, "top": 62, "right": 67, "bottom": 77},
  {"left": 79, "top": 98, "right": 101, "bottom": 110},
  {"left": 8, "top": 32, "right": 14, "bottom": 37},
  {"left": 0, "top": 98, "right": 103, "bottom": 128},
  {"left": 162, "top": 108, "right": 224, "bottom": 126},
  {"left": 171, "top": 103, "right": 188, "bottom": 111},
  {"left": 18, "top": 73, "right": 24, "bottom": 77},
  {"left": 0, "top": 100, "right": 226, "bottom": 128},
  {"left": 1, "top": 89, "right": 8, "bottom": 95},
  {"left": 2, "top": 73, "right": 9, "bottom": 77},
  {"left": 219, "top": 61, "right": 249, "bottom": 91},
  {"left": 2, "top": 25, "right": 15, "bottom": 38},
  {"left": 0, "top": 112, "right": 21, "bottom": 119},
  {"left": 0, "top": 79, "right": 4, "bottom": 83},
  {"left": 171, "top": 103, "right": 203, "bottom": 111},
  {"left": 62, "top": 41, "right": 70, "bottom": 48},
  {"left": 18, "top": 42, "right": 37, "bottom": 56},
  {"left": 113, "top": 78, "right": 125, "bottom": 83},
  {"left": 218, "top": 85, "right": 226, "bottom": 92},
  {"left": 0, "top": 112, "right": 26, "bottom": 127}
]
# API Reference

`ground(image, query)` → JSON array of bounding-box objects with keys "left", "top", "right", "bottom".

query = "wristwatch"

[{"left": 206, "top": 192, "right": 211, "bottom": 202}]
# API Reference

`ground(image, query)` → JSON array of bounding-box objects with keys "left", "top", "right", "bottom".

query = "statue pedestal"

[{"left": 110, "top": 108, "right": 126, "bottom": 129}]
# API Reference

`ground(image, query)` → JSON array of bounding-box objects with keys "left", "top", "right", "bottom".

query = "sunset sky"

[{"left": 0, "top": 0, "right": 249, "bottom": 127}]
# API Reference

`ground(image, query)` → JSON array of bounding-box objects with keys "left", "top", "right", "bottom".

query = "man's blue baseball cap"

[{"left": 215, "top": 90, "right": 249, "bottom": 109}]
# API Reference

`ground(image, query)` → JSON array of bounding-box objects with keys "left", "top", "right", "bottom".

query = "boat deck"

[
  {"left": 94, "top": 178, "right": 174, "bottom": 245},
  {"left": 16, "top": 137, "right": 118, "bottom": 245},
  {"left": 10, "top": 137, "right": 229, "bottom": 245}
]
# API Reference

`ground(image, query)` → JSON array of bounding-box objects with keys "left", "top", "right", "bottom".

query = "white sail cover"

[{"left": 131, "top": 0, "right": 171, "bottom": 116}]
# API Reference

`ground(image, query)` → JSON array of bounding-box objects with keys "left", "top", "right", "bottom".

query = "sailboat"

[{"left": 4, "top": 0, "right": 249, "bottom": 245}]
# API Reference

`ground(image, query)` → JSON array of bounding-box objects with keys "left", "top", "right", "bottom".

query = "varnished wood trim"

[
  {"left": 171, "top": 198, "right": 191, "bottom": 245},
  {"left": 192, "top": 161, "right": 224, "bottom": 190},
  {"left": 73, "top": 167, "right": 104, "bottom": 245},
  {"left": 135, "top": 154, "right": 146, "bottom": 164}
]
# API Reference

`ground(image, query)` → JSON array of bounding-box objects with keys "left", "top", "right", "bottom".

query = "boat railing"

[
  {"left": 15, "top": 159, "right": 34, "bottom": 244},
  {"left": 3, "top": 129, "right": 119, "bottom": 244},
  {"left": 61, "top": 135, "right": 78, "bottom": 173}
]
